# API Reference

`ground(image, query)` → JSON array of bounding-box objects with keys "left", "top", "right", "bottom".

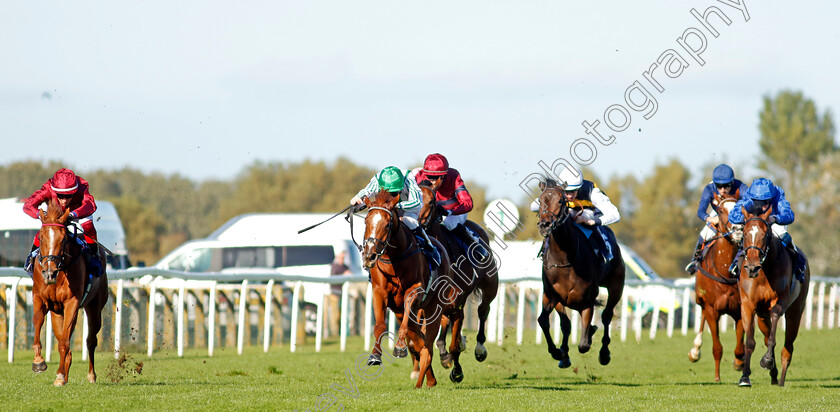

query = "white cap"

[{"left": 559, "top": 167, "right": 583, "bottom": 190}]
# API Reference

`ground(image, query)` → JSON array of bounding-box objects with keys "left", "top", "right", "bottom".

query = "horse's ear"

[
  {"left": 363, "top": 196, "right": 371, "bottom": 208},
  {"left": 59, "top": 207, "right": 70, "bottom": 224},
  {"left": 387, "top": 193, "right": 400, "bottom": 209},
  {"left": 431, "top": 177, "right": 443, "bottom": 191},
  {"left": 39, "top": 209, "right": 46, "bottom": 222},
  {"left": 760, "top": 206, "right": 773, "bottom": 220},
  {"left": 538, "top": 181, "right": 546, "bottom": 192},
  {"left": 741, "top": 206, "right": 749, "bottom": 218}
]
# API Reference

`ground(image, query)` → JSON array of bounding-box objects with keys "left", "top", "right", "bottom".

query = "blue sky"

[{"left": 2, "top": 1, "right": 838, "bottom": 201}]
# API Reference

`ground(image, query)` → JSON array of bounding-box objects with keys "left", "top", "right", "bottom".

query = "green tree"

[
  {"left": 758, "top": 90, "right": 836, "bottom": 191},
  {"left": 620, "top": 159, "right": 695, "bottom": 278}
]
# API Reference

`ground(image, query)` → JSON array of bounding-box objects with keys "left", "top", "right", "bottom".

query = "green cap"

[{"left": 377, "top": 166, "right": 405, "bottom": 193}]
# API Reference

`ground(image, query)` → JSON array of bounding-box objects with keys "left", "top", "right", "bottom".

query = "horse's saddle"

[{"left": 574, "top": 224, "right": 617, "bottom": 265}]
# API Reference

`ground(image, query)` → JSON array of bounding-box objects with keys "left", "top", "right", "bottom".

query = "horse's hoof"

[
  {"left": 393, "top": 346, "right": 408, "bottom": 359},
  {"left": 760, "top": 354, "right": 775, "bottom": 370},
  {"left": 449, "top": 368, "right": 464, "bottom": 383},
  {"left": 475, "top": 344, "right": 487, "bottom": 362},
  {"left": 366, "top": 354, "right": 382, "bottom": 366},
  {"left": 558, "top": 358, "right": 572, "bottom": 369},
  {"left": 688, "top": 348, "right": 701, "bottom": 363},
  {"left": 88, "top": 372, "right": 97, "bottom": 384},
  {"left": 733, "top": 360, "right": 744, "bottom": 372},
  {"left": 550, "top": 348, "right": 564, "bottom": 361},
  {"left": 410, "top": 371, "right": 420, "bottom": 380},
  {"left": 738, "top": 377, "right": 751, "bottom": 387},
  {"left": 599, "top": 350, "right": 611, "bottom": 366},
  {"left": 32, "top": 362, "right": 47, "bottom": 373},
  {"left": 440, "top": 353, "right": 453, "bottom": 369}
]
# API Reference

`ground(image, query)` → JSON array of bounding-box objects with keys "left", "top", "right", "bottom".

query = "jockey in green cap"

[{"left": 350, "top": 166, "right": 441, "bottom": 268}]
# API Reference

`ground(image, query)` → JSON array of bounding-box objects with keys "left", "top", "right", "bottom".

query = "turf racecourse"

[{"left": 1, "top": 328, "right": 839, "bottom": 411}]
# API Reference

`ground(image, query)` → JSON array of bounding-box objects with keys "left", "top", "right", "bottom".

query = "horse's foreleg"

[
  {"left": 689, "top": 315, "right": 705, "bottom": 363},
  {"left": 759, "top": 308, "right": 781, "bottom": 385},
  {"left": 578, "top": 307, "right": 595, "bottom": 354},
  {"left": 537, "top": 294, "right": 562, "bottom": 361},
  {"left": 474, "top": 276, "right": 497, "bottom": 362},
  {"left": 703, "top": 306, "right": 723, "bottom": 382},
  {"left": 422, "top": 318, "right": 441, "bottom": 388},
  {"left": 557, "top": 304, "right": 572, "bottom": 369},
  {"left": 369, "top": 291, "right": 388, "bottom": 366},
  {"left": 437, "top": 315, "right": 452, "bottom": 367},
  {"left": 31, "top": 295, "right": 48, "bottom": 373},
  {"left": 738, "top": 302, "right": 757, "bottom": 387},
  {"left": 53, "top": 299, "right": 79, "bottom": 387},
  {"left": 733, "top": 315, "right": 746, "bottom": 372},
  {"left": 448, "top": 313, "right": 465, "bottom": 383},
  {"left": 779, "top": 307, "right": 804, "bottom": 387}
]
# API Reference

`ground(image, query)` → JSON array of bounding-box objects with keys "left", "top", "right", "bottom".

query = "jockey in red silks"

[
  {"left": 413, "top": 153, "right": 488, "bottom": 259},
  {"left": 23, "top": 168, "right": 102, "bottom": 276}
]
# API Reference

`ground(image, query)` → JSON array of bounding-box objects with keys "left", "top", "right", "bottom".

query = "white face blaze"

[{"left": 748, "top": 225, "right": 760, "bottom": 244}]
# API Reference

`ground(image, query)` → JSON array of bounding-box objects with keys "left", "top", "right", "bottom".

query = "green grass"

[{"left": 2, "top": 328, "right": 839, "bottom": 411}]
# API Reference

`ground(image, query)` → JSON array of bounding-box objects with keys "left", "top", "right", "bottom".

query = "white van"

[
  {"left": 0, "top": 197, "right": 131, "bottom": 269},
  {"left": 154, "top": 213, "right": 365, "bottom": 305}
]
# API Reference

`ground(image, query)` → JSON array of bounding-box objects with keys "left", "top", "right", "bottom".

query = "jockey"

[
  {"left": 728, "top": 177, "right": 806, "bottom": 281},
  {"left": 350, "top": 166, "right": 441, "bottom": 268},
  {"left": 413, "top": 153, "right": 488, "bottom": 259},
  {"left": 685, "top": 164, "right": 749, "bottom": 274},
  {"left": 23, "top": 168, "right": 102, "bottom": 277},
  {"left": 530, "top": 166, "right": 620, "bottom": 262}
]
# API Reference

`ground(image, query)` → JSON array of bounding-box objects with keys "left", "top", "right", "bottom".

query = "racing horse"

[
  {"left": 736, "top": 206, "right": 809, "bottom": 387},
  {"left": 688, "top": 194, "right": 746, "bottom": 382},
  {"left": 535, "top": 178, "right": 625, "bottom": 368},
  {"left": 415, "top": 179, "right": 499, "bottom": 382},
  {"left": 31, "top": 198, "right": 108, "bottom": 386},
  {"left": 361, "top": 190, "right": 453, "bottom": 388}
]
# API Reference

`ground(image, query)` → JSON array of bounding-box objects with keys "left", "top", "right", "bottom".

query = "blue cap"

[
  {"left": 746, "top": 178, "right": 775, "bottom": 200},
  {"left": 712, "top": 164, "right": 735, "bottom": 184}
]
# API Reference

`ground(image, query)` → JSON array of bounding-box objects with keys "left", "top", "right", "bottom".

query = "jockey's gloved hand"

[
  {"left": 731, "top": 224, "right": 744, "bottom": 242},
  {"left": 69, "top": 211, "right": 77, "bottom": 220},
  {"left": 767, "top": 215, "right": 778, "bottom": 224}
]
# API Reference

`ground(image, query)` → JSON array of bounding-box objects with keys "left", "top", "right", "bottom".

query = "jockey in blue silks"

[
  {"left": 727, "top": 177, "right": 806, "bottom": 282},
  {"left": 685, "top": 164, "right": 748, "bottom": 274}
]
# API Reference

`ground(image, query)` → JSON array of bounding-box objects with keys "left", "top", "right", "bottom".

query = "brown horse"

[
  {"left": 736, "top": 206, "right": 809, "bottom": 387},
  {"left": 416, "top": 180, "right": 499, "bottom": 382},
  {"left": 31, "top": 198, "right": 108, "bottom": 386},
  {"left": 535, "top": 179, "right": 624, "bottom": 368},
  {"left": 688, "top": 194, "right": 746, "bottom": 381},
  {"left": 361, "top": 190, "right": 452, "bottom": 388}
]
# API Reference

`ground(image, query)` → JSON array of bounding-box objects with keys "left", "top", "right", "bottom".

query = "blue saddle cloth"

[{"left": 574, "top": 224, "right": 616, "bottom": 263}]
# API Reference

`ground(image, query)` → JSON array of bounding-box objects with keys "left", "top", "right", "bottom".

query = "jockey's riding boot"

[
  {"left": 411, "top": 227, "right": 441, "bottom": 269},
  {"left": 781, "top": 234, "right": 806, "bottom": 282},
  {"left": 452, "top": 224, "right": 489, "bottom": 260},
  {"left": 684, "top": 237, "right": 704, "bottom": 274},
  {"left": 86, "top": 242, "right": 102, "bottom": 277},
  {"left": 24, "top": 244, "right": 38, "bottom": 274},
  {"left": 729, "top": 249, "right": 744, "bottom": 277}
]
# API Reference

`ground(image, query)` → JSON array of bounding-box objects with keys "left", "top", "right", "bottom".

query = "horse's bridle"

[
  {"left": 743, "top": 216, "right": 772, "bottom": 266},
  {"left": 38, "top": 223, "right": 69, "bottom": 271},
  {"left": 364, "top": 206, "right": 397, "bottom": 262}
]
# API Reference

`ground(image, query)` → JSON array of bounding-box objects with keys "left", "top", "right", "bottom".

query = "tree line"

[{"left": 1, "top": 91, "right": 836, "bottom": 277}]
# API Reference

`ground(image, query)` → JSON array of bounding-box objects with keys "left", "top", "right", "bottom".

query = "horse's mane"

[
  {"left": 45, "top": 197, "right": 64, "bottom": 222},
  {"left": 543, "top": 177, "right": 558, "bottom": 189}
]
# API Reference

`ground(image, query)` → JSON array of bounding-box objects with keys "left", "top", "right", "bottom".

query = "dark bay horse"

[
  {"left": 737, "top": 206, "right": 809, "bottom": 387},
  {"left": 31, "top": 199, "right": 108, "bottom": 386},
  {"left": 535, "top": 179, "right": 624, "bottom": 368},
  {"left": 361, "top": 190, "right": 452, "bottom": 388},
  {"left": 416, "top": 180, "right": 499, "bottom": 383},
  {"left": 688, "top": 194, "right": 746, "bottom": 382}
]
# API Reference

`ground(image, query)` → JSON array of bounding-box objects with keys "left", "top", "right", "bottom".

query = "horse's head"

[
  {"left": 417, "top": 180, "right": 438, "bottom": 229},
  {"left": 37, "top": 198, "right": 71, "bottom": 284},
  {"left": 741, "top": 205, "right": 773, "bottom": 278},
  {"left": 361, "top": 190, "right": 400, "bottom": 268},
  {"left": 536, "top": 178, "right": 571, "bottom": 237},
  {"left": 714, "top": 194, "right": 738, "bottom": 241}
]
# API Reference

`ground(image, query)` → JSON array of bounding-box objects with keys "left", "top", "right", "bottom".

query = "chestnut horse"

[
  {"left": 361, "top": 190, "right": 452, "bottom": 388},
  {"left": 688, "top": 194, "right": 746, "bottom": 381},
  {"left": 416, "top": 180, "right": 499, "bottom": 383},
  {"left": 736, "top": 206, "right": 809, "bottom": 387},
  {"left": 535, "top": 179, "right": 624, "bottom": 368},
  {"left": 31, "top": 198, "right": 108, "bottom": 386}
]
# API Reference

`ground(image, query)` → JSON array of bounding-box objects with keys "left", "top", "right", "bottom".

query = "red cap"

[
  {"left": 422, "top": 153, "right": 449, "bottom": 176},
  {"left": 50, "top": 168, "right": 79, "bottom": 194}
]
